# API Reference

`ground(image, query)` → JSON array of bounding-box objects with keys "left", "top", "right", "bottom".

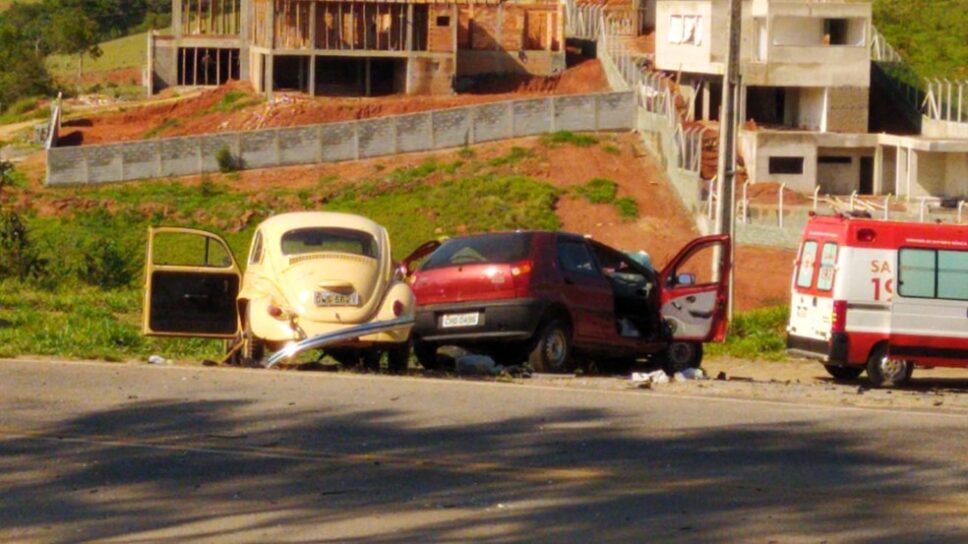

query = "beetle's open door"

[
  {"left": 659, "top": 235, "right": 731, "bottom": 342},
  {"left": 143, "top": 227, "right": 241, "bottom": 338}
]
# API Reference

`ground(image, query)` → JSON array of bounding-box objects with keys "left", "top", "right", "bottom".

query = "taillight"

[
  {"left": 392, "top": 300, "right": 404, "bottom": 317},
  {"left": 831, "top": 300, "right": 848, "bottom": 333},
  {"left": 267, "top": 304, "right": 284, "bottom": 318},
  {"left": 510, "top": 260, "right": 533, "bottom": 296}
]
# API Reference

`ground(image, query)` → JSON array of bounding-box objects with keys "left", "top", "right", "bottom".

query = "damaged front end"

[{"left": 264, "top": 316, "right": 415, "bottom": 368}]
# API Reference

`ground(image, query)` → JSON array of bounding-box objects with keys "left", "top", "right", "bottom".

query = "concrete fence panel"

[
  {"left": 86, "top": 146, "right": 124, "bottom": 184},
  {"left": 432, "top": 109, "right": 472, "bottom": 149},
  {"left": 47, "top": 146, "right": 86, "bottom": 185},
  {"left": 241, "top": 130, "right": 279, "bottom": 169},
  {"left": 596, "top": 92, "right": 637, "bottom": 130},
  {"left": 201, "top": 134, "right": 241, "bottom": 172},
  {"left": 473, "top": 102, "right": 513, "bottom": 143},
  {"left": 357, "top": 118, "right": 396, "bottom": 158},
  {"left": 45, "top": 91, "right": 636, "bottom": 186},
  {"left": 160, "top": 137, "right": 201, "bottom": 178},
  {"left": 278, "top": 126, "right": 320, "bottom": 166},
  {"left": 319, "top": 122, "right": 356, "bottom": 162},
  {"left": 553, "top": 95, "right": 596, "bottom": 132},
  {"left": 121, "top": 141, "right": 161, "bottom": 182},
  {"left": 395, "top": 113, "right": 432, "bottom": 153},
  {"left": 512, "top": 98, "right": 552, "bottom": 137}
]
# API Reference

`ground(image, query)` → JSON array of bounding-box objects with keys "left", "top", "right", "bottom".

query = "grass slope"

[
  {"left": 873, "top": 0, "right": 967, "bottom": 79},
  {"left": 46, "top": 31, "right": 148, "bottom": 80}
]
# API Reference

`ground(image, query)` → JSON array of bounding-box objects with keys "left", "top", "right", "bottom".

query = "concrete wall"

[
  {"left": 826, "top": 87, "right": 869, "bottom": 133},
  {"left": 46, "top": 92, "right": 636, "bottom": 186},
  {"left": 923, "top": 118, "right": 968, "bottom": 140}
]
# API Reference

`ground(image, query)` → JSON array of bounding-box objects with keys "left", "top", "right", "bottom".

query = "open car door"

[
  {"left": 142, "top": 227, "right": 241, "bottom": 338},
  {"left": 401, "top": 240, "right": 441, "bottom": 276},
  {"left": 659, "top": 235, "right": 731, "bottom": 342}
]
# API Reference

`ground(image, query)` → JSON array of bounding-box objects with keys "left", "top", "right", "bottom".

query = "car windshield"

[
  {"left": 280, "top": 227, "right": 378, "bottom": 258},
  {"left": 422, "top": 233, "right": 532, "bottom": 270}
]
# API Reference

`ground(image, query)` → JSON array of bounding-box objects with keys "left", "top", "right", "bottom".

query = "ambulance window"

[
  {"left": 898, "top": 249, "right": 936, "bottom": 299},
  {"left": 938, "top": 250, "right": 968, "bottom": 301},
  {"left": 816, "top": 243, "right": 838, "bottom": 291},
  {"left": 796, "top": 241, "right": 818, "bottom": 288}
]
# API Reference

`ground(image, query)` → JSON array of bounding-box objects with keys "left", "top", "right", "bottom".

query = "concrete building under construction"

[{"left": 148, "top": 0, "right": 566, "bottom": 96}]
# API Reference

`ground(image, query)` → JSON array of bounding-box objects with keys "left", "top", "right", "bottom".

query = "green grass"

[
  {"left": 707, "top": 306, "right": 789, "bottom": 361},
  {"left": 874, "top": 0, "right": 968, "bottom": 79},
  {"left": 206, "top": 90, "right": 262, "bottom": 114},
  {"left": 46, "top": 32, "right": 148, "bottom": 80},
  {"left": 541, "top": 131, "right": 598, "bottom": 148},
  {"left": 614, "top": 197, "right": 638, "bottom": 219},
  {"left": 143, "top": 118, "right": 180, "bottom": 139},
  {"left": 576, "top": 178, "right": 618, "bottom": 204},
  {"left": 2, "top": 150, "right": 562, "bottom": 361},
  {"left": 487, "top": 146, "right": 532, "bottom": 167}
]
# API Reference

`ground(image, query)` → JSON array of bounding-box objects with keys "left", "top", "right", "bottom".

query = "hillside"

[{"left": 874, "top": 0, "right": 967, "bottom": 78}]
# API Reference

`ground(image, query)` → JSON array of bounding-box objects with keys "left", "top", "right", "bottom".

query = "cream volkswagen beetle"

[{"left": 142, "top": 212, "right": 415, "bottom": 371}]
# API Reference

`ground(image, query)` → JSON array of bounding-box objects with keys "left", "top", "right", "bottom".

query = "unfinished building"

[{"left": 149, "top": 0, "right": 566, "bottom": 96}]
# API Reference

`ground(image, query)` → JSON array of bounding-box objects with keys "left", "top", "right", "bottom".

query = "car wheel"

[
  {"left": 241, "top": 319, "right": 264, "bottom": 367},
  {"left": 528, "top": 319, "right": 573, "bottom": 374},
  {"left": 661, "top": 341, "right": 703, "bottom": 375},
  {"left": 414, "top": 340, "right": 440, "bottom": 370},
  {"left": 387, "top": 341, "right": 411, "bottom": 375},
  {"left": 824, "top": 365, "right": 864, "bottom": 381},
  {"left": 866, "top": 345, "right": 913, "bottom": 387}
]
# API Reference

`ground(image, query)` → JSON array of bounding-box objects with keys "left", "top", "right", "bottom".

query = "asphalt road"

[{"left": 0, "top": 360, "right": 965, "bottom": 543}]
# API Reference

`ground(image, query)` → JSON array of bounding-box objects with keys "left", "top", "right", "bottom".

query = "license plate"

[
  {"left": 441, "top": 312, "right": 480, "bottom": 328},
  {"left": 314, "top": 290, "right": 359, "bottom": 307}
]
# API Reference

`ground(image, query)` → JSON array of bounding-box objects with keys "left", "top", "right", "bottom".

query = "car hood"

[{"left": 278, "top": 253, "right": 385, "bottom": 324}]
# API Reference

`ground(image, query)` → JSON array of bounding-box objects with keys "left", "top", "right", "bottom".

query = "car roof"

[{"left": 255, "top": 212, "right": 387, "bottom": 240}]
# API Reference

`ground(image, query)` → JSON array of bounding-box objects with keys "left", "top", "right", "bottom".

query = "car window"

[
  {"left": 898, "top": 248, "right": 936, "bottom": 299},
  {"left": 422, "top": 233, "right": 532, "bottom": 270},
  {"left": 938, "top": 250, "right": 968, "bottom": 300},
  {"left": 281, "top": 228, "right": 378, "bottom": 258},
  {"left": 152, "top": 231, "right": 233, "bottom": 268},
  {"left": 816, "top": 242, "right": 838, "bottom": 291},
  {"left": 249, "top": 230, "right": 264, "bottom": 264},
  {"left": 557, "top": 240, "right": 600, "bottom": 276},
  {"left": 796, "top": 240, "right": 818, "bottom": 288}
]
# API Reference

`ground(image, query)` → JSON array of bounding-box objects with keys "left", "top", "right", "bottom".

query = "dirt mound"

[{"left": 59, "top": 62, "right": 610, "bottom": 146}]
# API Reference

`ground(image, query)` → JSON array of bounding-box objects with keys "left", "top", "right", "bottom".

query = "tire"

[
  {"left": 387, "top": 341, "right": 411, "bottom": 375},
  {"left": 414, "top": 340, "right": 440, "bottom": 370},
  {"left": 661, "top": 342, "right": 703, "bottom": 375},
  {"left": 241, "top": 319, "right": 265, "bottom": 367},
  {"left": 528, "top": 319, "right": 573, "bottom": 374},
  {"left": 824, "top": 365, "right": 864, "bottom": 381},
  {"left": 866, "top": 344, "right": 913, "bottom": 387}
]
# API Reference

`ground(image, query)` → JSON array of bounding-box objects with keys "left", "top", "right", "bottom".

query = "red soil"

[{"left": 58, "top": 60, "right": 609, "bottom": 147}]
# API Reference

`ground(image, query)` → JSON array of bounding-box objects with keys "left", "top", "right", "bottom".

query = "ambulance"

[{"left": 786, "top": 214, "right": 968, "bottom": 386}]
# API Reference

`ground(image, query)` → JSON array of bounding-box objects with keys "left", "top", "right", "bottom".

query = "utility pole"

[{"left": 717, "top": 0, "right": 742, "bottom": 320}]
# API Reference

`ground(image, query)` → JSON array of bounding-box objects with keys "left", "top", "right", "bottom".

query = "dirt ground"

[{"left": 58, "top": 60, "right": 609, "bottom": 146}]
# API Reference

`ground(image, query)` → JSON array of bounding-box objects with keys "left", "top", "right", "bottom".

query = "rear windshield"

[
  {"left": 422, "top": 233, "right": 532, "bottom": 270},
  {"left": 796, "top": 240, "right": 818, "bottom": 288},
  {"left": 281, "top": 228, "right": 378, "bottom": 258}
]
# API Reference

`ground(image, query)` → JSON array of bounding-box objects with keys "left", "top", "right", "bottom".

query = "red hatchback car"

[{"left": 405, "top": 231, "right": 731, "bottom": 373}]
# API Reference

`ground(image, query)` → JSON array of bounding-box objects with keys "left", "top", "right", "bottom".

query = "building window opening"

[
  {"left": 436, "top": 15, "right": 450, "bottom": 27},
  {"left": 769, "top": 156, "right": 804, "bottom": 175},
  {"left": 824, "top": 19, "right": 849, "bottom": 45},
  {"left": 178, "top": 47, "right": 240, "bottom": 86},
  {"left": 667, "top": 15, "right": 703, "bottom": 45},
  {"left": 273, "top": 55, "right": 311, "bottom": 93}
]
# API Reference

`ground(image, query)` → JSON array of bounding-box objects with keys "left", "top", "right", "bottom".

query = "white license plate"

[
  {"left": 441, "top": 312, "right": 480, "bottom": 328},
  {"left": 314, "top": 290, "right": 359, "bottom": 307}
]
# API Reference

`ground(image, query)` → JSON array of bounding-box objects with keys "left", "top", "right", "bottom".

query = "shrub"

[
  {"left": 541, "top": 131, "right": 598, "bottom": 148},
  {"left": 216, "top": 145, "right": 240, "bottom": 173},
  {"left": 79, "top": 239, "right": 138, "bottom": 289},
  {"left": 614, "top": 197, "right": 639, "bottom": 219},
  {"left": 576, "top": 178, "right": 618, "bottom": 204},
  {"left": 707, "top": 306, "right": 789, "bottom": 361}
]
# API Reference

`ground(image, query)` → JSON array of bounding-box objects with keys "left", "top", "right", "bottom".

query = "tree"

[
  {"left": 47, "top": 7, "right": 103, "bottom": 79},
  {"left": 0, "top": 19, "right": 51, "bottom": 112}
]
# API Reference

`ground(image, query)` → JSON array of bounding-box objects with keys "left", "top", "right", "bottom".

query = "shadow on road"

[{"left": 0, "top": 398, "right": 965, "bottom": 542}]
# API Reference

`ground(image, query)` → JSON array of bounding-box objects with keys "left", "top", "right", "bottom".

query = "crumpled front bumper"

[{"left": 265, "top": 316, "right": 415, "bottom": 368}]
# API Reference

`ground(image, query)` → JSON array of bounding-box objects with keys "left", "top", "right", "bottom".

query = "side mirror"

[{"left": 676, "top": 273, "right": 696, "bottom": 287}]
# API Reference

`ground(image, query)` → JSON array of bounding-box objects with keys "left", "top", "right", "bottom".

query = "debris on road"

[
  {"left": 631, "top": 370, "right": 670, "bottom": 387},
  {"left": 456, "top": 355, "right": 500, "bottom": 376},
  {"left": 675, "top": 368, "right": 707, "bottom": 381},
  {"left": 147, "top": 355, "right": 171, "bottom": 365}
]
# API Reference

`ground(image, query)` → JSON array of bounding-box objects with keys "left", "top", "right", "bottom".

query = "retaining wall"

[{"left": 46, "top": 92, "right": 636, "bottom": 186}]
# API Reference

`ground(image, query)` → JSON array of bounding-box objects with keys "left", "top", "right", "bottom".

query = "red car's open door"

[{"left": 659, "top": 235, "right": 731, "bottom": 342}]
